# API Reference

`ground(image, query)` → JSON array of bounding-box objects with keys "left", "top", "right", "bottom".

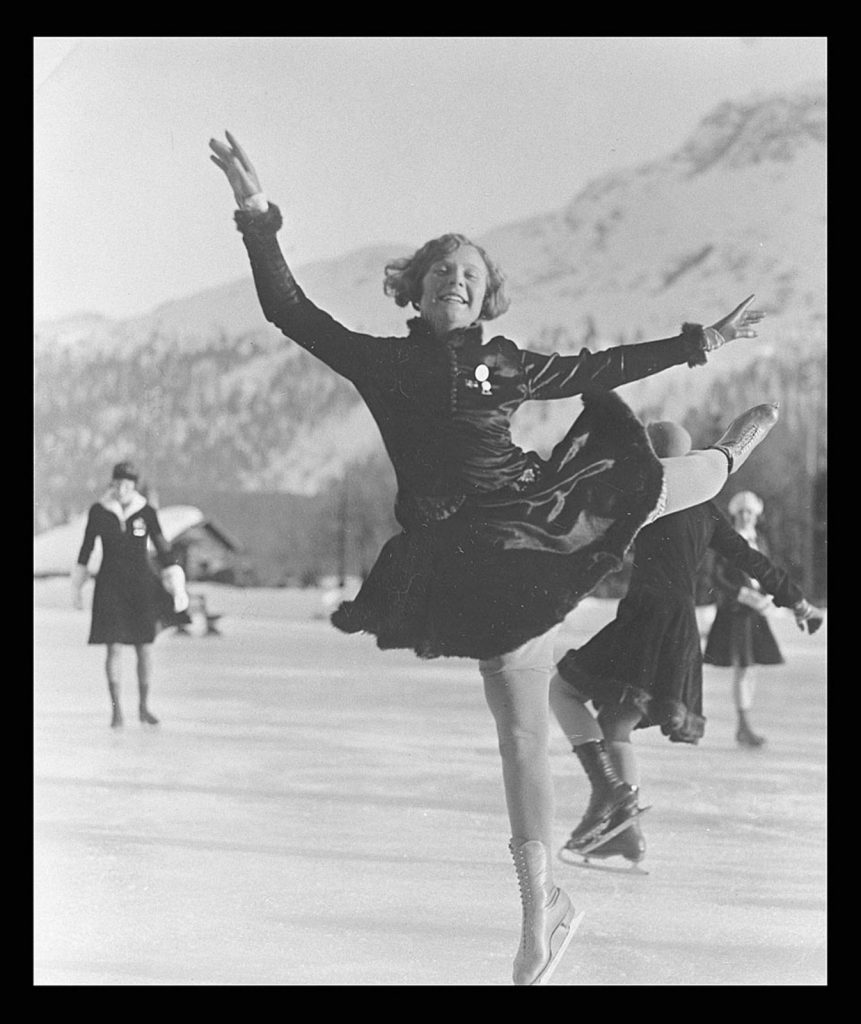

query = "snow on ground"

[{"left": 33, "top": 580, "right": 826, "bottom": 986}]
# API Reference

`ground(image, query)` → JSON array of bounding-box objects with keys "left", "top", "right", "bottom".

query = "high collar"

[
  {"left": 407, "top": 316, "right": 485, "bottom": 348},
  {"left": 99, "top": 490, "right": 147, "bottom": 523}
]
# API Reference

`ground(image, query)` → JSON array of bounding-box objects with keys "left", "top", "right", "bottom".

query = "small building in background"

[
  {"left": 33, "top": 505, "right": 248, "bottom": 584},
  {"left": 165, "top": 509, "right": 245, "bottom": 583}
]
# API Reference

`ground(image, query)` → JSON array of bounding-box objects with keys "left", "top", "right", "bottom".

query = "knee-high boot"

[
  {"left": 580, "top": 741, "right": 646, "bottom": 864},
  {"left": 564, "top": 739, "right": 639, "bottom": 847},
  {"left": 509, "top": 838, "right": 583, "bottom": 986}
]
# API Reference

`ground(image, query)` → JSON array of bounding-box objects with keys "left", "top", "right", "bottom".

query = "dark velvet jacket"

[
  {"left": 235, "top": 204, "right": 711, "bottom": 527},
  {"left": 77, "top": 499, "right": 176, "bottom": 578},
  {"left": 631, "top": 501, "right": 802, "bottom": 608}
]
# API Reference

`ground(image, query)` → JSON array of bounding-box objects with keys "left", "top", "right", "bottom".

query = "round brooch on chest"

[{"left": 473, "top": 363, "right": 492, "bottom": 394}]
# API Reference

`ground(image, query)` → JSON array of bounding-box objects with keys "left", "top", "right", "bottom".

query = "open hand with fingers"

[
  {"left": 209, "top": 131, "right": 265, "bottom": 207},
  {"left": 702, "top": 295, "right": 766, "bottom": 351}
]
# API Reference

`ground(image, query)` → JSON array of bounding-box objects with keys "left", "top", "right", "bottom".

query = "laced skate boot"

[
  {"left": 581, "top": 810, "right": 646, "bottom": 864},
  {"left": 139, "top": 706, "right": 160, "bottom": 725},
  {"left": 510, "top": 839, "right": 583, "bottom": 986},
  {"left": 110, "top": 706, "right": 124, "bottom": 729},
  {"left": 735, "top": 719, "right": 766, "bottom": 747},
  {"left": 564, "top": 739, "right": 639, "bottom": 847},
  {"left": 708, "top": 403, "right": 779, "bottom": 474}
]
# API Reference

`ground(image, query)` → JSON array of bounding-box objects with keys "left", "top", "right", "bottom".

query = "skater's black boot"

[
  {"left": 708, "top": 402, "right": 779, "bottom": 473},
  {"left": 581, "top": 811, "right": 646, "bottom": 864},
  {"left": 139, "top": 706, "right": 160, "bottom": 725},
  {"left": 564, "top": 740, "right": 638, "bottom": 848},
  {"left": 735, "top": 712, "right": 765, "bottom": 747}
]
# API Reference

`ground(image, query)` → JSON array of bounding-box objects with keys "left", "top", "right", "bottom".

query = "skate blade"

[
  {"left": 559, "top": 853, "right": 649, "bottom": 875},
  {"left": 531, "top": 909, "right": 585, "bottom": 986},
  {"left": 570, "top": 805, "right": 652, "bottom": 856}
]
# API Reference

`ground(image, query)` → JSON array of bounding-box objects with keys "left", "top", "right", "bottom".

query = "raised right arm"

[
  {"left": 235, "top": 204, "right": 384, "bottom": 379},
  {"left": 211, "top": 132, "right": 383, "bottom": 381}
]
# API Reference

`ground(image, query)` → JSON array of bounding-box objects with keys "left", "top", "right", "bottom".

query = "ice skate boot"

[
  {"left": 510, "top": 839, "right": 584, "bottom": 986},
  {"left": 735, "top": 722, "right": 766, "bottom": 747},
  {"left": 110, "top": 707, "right": 124, "bottom": 729},
  {"left": 581, "top": 813, "right": 646, "bottom": 864},
  {"left": 708, "top": 402, "right": 779, "bottom": 473},
  {"left": 139, "top": 707, "right": 160, "bottom": 725},
  {"left": 563, "top": 739, "right": 639, "bottom": 847}
]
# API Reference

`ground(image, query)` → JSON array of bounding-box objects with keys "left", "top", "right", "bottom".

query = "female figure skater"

[
  {"left": 71, "top": 461, "right": 189, "bottom": 728},
  {"left": 704, "top": 491, "right": 792, "bottom": 746},
  {"left": 210, "top": 131, "right": 778, "bottom": 985},
  {"left": 550, "top": 423, "right": 824, "bottom": 868}
]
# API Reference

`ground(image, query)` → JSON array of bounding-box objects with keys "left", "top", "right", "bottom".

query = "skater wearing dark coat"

[
  {"left": 549, "top": 423, "right": 824, "bottom": 868},
  {"left": 72, "top": 461, "right": 189, "bottom": 728},
  {"left": 704, "top": 490, "right": 788, "bottom": 746},
  {"left": 210, "top": 130, "right": 778, "bottom": 985}
]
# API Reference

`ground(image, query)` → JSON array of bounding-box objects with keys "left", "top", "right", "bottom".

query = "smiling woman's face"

[{"left": 418, "top": 244, "right": 488, "bottom": 336}]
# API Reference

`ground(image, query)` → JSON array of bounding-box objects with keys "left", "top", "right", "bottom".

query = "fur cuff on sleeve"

[
  {"left": 234, "top": 202, "right": 283, "bottom": 235},
  {"left": 681, "top": 322, "right": 709, "bottom": 367}
]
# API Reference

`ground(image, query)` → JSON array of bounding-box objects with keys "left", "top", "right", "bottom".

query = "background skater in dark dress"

[
  {"left": 549, "top": 422, "right": 824, "bottom": 869},
  {"left": 211, "top": 129, "right": 780, "bottom": 984},
  {"left": 71, "top": 461, "right": 190, "bottom": 728},
  {"left": 704, "top": 490, "right": 787, "bottom": 746}
]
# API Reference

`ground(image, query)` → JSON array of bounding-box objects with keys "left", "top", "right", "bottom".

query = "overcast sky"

[{"left": 34, "top": 36, "right": 826, "bottom": 323}]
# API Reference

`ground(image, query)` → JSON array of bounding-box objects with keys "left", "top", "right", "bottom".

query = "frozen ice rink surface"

[{"left": 34, "top": 581, "right": 826, "bottom": 986}]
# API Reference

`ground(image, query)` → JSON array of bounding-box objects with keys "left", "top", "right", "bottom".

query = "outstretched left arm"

[{"left": 523, "top": 297, "right": 765, "bottom": 400}]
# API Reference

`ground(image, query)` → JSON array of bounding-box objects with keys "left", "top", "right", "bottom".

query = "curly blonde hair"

[{"left": 383, "top": 233, "right": 510, "bottom": 321}]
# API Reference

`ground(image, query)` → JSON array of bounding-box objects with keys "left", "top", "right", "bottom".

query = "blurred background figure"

[
  {"left": 71, "top": 461, "right": 189, "bottom": 728},
  {"left": 704, "top": 490, "right": 787, "bottom": 746}
]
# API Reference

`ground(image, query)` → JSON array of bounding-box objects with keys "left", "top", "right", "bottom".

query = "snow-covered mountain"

[{"left": 35, "top": 82, "right": 825, "bottom": 514}]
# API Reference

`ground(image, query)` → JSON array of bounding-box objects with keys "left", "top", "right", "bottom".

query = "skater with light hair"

[
  {"left": 211, "top": 130, "right": 780, "bottom": 985},
  {"left": 72, "top": 461, "right": 190, "bottom": 728},
  {"left": 549, "top": 422, "right": 824, "bottom": 870},
  {"left": 704, "top": 490, "right": 794, "bottom": 746}
]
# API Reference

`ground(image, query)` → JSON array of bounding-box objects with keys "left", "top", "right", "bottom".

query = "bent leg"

[
  {"left": 596, "top": 706, "right": 645, "bottom": 787},
  {"left": 549, "top": 669, "right": 603, "bottom": 747},
  {"left": 658, "top": 450, "right": 728, "bottom": 518}
]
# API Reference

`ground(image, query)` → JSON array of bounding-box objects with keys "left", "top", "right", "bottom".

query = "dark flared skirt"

[
  {"left": 332, "top": 390, "right": 664, "bottom": 661},
  {"left": 703, "top": 603, "right": 784, "bottom": 668},
  {"left": 88, "top": 565, "right": 178, "bottom": 645},
  {"left": 556, "top": 586, "right": 706, "bottom": 744}
]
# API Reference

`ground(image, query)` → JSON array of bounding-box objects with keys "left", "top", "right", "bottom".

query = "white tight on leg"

[
  {"left": 548, "top": 671, "right": 603, "bottom": 747},
  {"left": 480, "top": 627, "right": 561, "bottom": 850},
  {"left": 657, "top": 449, "right": 728, "bottom": 518},
  {"left": 733, "top": 664, "right": 757, "bottom": 711}
]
